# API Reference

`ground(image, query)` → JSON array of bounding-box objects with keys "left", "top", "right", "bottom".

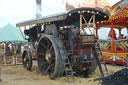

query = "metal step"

[
  {"left": 100, "top": 61, "right": 106, "bottom": 64},
  {"left": 62, "top": 49, "right": 74, "bottom": 82},
  {"left": 66, "top": 50, "right": 72, "bottom": 56}
]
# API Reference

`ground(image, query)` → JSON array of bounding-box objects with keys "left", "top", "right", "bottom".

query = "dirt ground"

[{"left": 0, "top": 62, "right": 125, "bottom": 85}]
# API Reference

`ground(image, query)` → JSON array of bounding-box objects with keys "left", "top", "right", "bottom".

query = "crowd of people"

[
  {"left": 0, "top": 42, "right": 26, "bottom": 56},
  {"left": 0, "top": 42, "right": 26, "bottom": 82}
]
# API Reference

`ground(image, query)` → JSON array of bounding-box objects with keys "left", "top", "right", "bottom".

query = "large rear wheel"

[{"left": 37, "top": 35, "right": 64, "bottom": 79}]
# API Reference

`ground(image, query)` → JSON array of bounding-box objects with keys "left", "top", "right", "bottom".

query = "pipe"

[{"left": 36, "top": 0, "right": 42, "bottom": 18}]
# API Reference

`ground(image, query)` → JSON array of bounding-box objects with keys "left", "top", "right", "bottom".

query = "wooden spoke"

[
  {"left": 40, "top": 43, "right": 49, "bottom": 50},
  {"left": 40, "top": 61, "right": 48, "bottom": 67},
  {"left": 45, "top": 38, "right": 51, "bottom": 48},
  {"left": 38, "top": 53, "right": 46, "bottom": 56},
  {"left": 45, "top": 64, "right": 51, "bottom": 74},
  {"left": 50, "top": 66, "right": 54, "bottom": 73},
  {"left": 51, "top": 51, "right": 55, "bottom": 56},
  {"left": 49, "top": 45, "right": 53, "bottom": 51}
]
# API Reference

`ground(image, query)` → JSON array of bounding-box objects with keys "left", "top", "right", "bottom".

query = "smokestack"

[{"left": 36, "top": 0, "right": 42, "bottom": 18}]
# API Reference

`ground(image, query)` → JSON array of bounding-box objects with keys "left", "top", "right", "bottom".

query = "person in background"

[
  {"left": 11, "top": 44, "right": 14, "bottom": 55},
  {"left": 14, "top": 44, "right": 16, "bottom": 56},
  {"left": 119, "top": 34, "right": 124, "bottom": 39},
  {"left": 5, "top": 43, "right": 10, "bottom": 56},
  {"left": 107, "top": 29, "right": 117, "bottom": 40},
  {"left": 0, "top": 43, "right": 4, "bottom": 82},
  {"left": 68, "top": 21, "right": 80, "bottom": 50},
  {"left": 124, "top": 34, "right": 128, "bottom": 39},
  {"left": 16, "top": 45, "right": 18, "bottom": 55},
  {"left": 18, "top": 43, "right": 21, "bottom": 54},
  {"left": 68, "top": 25, "right": 80, "bottom": 50}
]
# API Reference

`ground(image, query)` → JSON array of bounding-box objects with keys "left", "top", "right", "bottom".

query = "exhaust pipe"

[{"left": 36, "top": 0, "right": 42, "bottom": 18}]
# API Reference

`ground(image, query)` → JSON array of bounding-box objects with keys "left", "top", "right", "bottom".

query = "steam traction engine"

[{"left": 16, "top": 8, "right": 109, "bottom": 80}]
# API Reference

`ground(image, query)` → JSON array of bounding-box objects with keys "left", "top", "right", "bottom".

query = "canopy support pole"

[
  {"left": 80, "top": 14, "right": 83, "bottom": 34},
  {"left": 96, "top": 27, "right": 98, "bottom": 36},
  {"left": 18, "top": 27, "right": 25, "bottom": 40},
  {"left": 119, "top": 28, "right": 121, "bottom": 36},
  {"left": 111, "top": 20, "right": 115, "bottom": 52}
]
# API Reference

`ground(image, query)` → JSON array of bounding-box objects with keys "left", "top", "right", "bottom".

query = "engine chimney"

[{"left": 36, "top": 0, "right": 42, "bottom": 18}]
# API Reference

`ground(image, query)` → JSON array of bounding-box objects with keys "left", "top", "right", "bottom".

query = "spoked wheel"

[
  {"left": 22, "top": 50, "right": 32, "bottom": 71},
  {"left": 37, "top": 35, "right": 64, "bottom": 79}
]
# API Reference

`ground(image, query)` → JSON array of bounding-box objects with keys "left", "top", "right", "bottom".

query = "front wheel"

[{"left": 22, "top": 50, "right": 32, "bottom": 71}]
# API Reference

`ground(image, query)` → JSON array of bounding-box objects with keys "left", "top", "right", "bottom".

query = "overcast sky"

[
  {"left": 0, "top": 0, "right": 120, "bottom": 27},
  {"left": 0, "top": 0, "right": 124, "bottom": 39}
]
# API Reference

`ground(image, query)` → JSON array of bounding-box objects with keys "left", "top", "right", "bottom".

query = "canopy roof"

[
  {"left": 66, "top": 0, "right": 111, "bottom": 11},
  {"left": 81, "top": 0, "right": 111, "bottom": 9},
  {"left": 97, "top": 0, "right": 128, "bottom": 29},
  {"left": 16, "top": 8, "right": 109, "bottom": 27},
  {"left": 0, "top": 24, "right": 27, "bottom": 43},
  {"left": 97, "top": 16, "right": 128, "bottom": 28}
]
